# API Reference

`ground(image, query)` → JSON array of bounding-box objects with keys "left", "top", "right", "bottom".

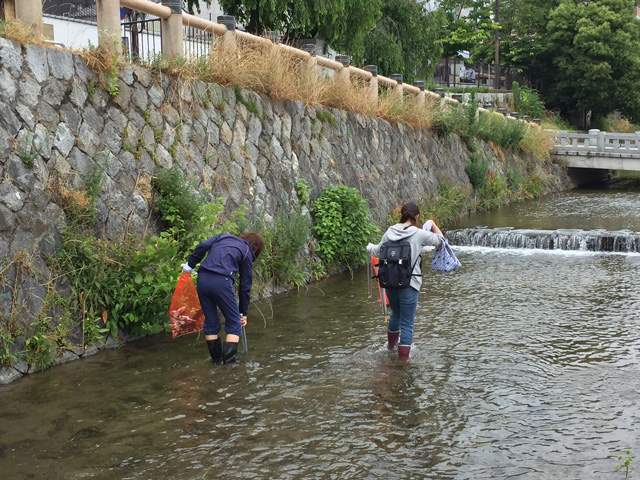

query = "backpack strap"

[{"left": 410, "top": 253, "right": 422, "bottom": 277}]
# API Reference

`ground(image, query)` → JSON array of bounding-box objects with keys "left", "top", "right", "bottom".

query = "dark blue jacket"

[{"left": 188, "top": 233, "right": 254, "bottom": 315}]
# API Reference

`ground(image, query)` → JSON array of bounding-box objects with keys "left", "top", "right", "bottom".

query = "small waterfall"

[{"left": 447, "top": 228, "right": 640, "bottom": 253}]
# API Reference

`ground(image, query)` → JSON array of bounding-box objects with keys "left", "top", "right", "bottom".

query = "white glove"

[
  {"left": 181, "top": 263, "right": 193, "bottom": 273},
  {"left": 423, "top": 220, "right": 434, "bottom": 232}
]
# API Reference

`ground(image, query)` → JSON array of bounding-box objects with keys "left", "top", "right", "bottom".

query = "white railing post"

[
  {"left": 162, "top": 0, "right": 184, "bottom": 59},
  {"left": 335, "top": 55, "right": 351, "bottom": 90},
  {"left": 364, "top": 65, "right": 379, "bottom": 107},
  {"left": 217, "top": 15, "right": 237, "bottom": 52},
  {"left": 414, "top": 80, "right": 426, "bottom": 108},
  {"left": 589, "top": 129, "right": 604, "bottom": 151},
  {"left": 14, "top": 0, "right": 43, "bottom": 36},
  {"left": 96, "top": 0, "right": 122, "bottom": 52},
  {"left": 3, "top": 1, "right": 16, "bottom": 21},
  {"left": 390, "top": 73, "right": 404, "bottom": 97},
  {"left": 301, "top": 43, "right": 317, "bottom": 81}
]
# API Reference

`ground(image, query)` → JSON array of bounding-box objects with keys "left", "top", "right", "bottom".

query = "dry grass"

[
  {"left": 600, "top": 112, "right": 639, "bottom": 133},
  {"left": 380, "top": 92, "right": 438, "bottom": 129},
  {"left": 49, "top": 176, "right": 92, "bottom": 213},
  {"left": 519, "top": 125, "right": 554, "bottom": 162},
  {"left": 152, "top": 38, "right": 437, "bottom": 129},
  {"left": 0, "top": 19, "right": 46, "bottom": 46},
  {"left": 78, "top": 45, "right": 122, "bottom": 96},
  {"left": 540, "top": 112, "right": 574, "bottom": 131},
  {"left": 78, "top": 45, "right": 121, "bottom": 75},
  {"left": 323, "top": 77, "right": 376, "bottom": 116},
  {"left": 208, "top": 39, "right": 331, "bottom": 105}
]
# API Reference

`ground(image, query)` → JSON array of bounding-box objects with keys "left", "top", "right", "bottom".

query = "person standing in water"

[
  {"left": 367, "top": 202, "right": 443, "bottom": 360},
  {"left": 183, "top": 232, "right": 264, "bottom": 364}
]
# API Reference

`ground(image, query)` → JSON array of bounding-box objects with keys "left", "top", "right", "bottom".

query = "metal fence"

[
  {"left": 121, "top": 17, "right": 162, "bottom": 63},
  {"left": 184, "top": 23, "right": 213, "bottom": 59},
  {"left": 121, "top": 17, "right": 215, "bottom": 63}
]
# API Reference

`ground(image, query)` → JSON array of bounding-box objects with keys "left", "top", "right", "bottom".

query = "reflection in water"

[
  {"left": 463, "top": 189, "right": 640, "bottom": 232},
  {"left": 1, "top": 190, "right": 640, "bottom": 479}
]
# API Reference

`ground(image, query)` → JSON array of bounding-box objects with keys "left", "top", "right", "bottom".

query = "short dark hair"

[
  {"left": 399, "top": 202, "right": 420, "bottom": 225},
  {"left": 240, "top": 232, "right": 264, "bottom": 259}
]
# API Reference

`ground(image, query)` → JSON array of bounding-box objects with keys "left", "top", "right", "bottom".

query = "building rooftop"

[{"left": 43, "top": 0, "right": 97, "bottom": 21}]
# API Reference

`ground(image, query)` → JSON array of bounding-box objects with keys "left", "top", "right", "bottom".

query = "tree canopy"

[
  {"left": 544, "top": 0, "right": 640, "bottom": 124},
  {"left": 187, "top": 0, "right": 640, "bottom": 126},
  {"left": 211, "top": 0, "right": 381, "bottom": 58},
  {"left": 360, "top": 0, "right": 446, "bottom": 82}
]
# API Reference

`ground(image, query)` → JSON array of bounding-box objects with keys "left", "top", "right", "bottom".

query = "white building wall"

[
  {"left": 44, "top": 16, "right": 99, "bottom": 49},
  {"left": 43, "top": 2, "right": 231, "bottom": 54}
]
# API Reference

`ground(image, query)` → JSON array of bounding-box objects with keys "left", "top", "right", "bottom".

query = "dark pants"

[{"left": 196, "top": 271, "right": 241, "bottom": 337}]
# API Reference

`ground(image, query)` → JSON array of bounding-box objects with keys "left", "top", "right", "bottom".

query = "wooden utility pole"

[{"left": 494, "top": 0, "right": 501, "bottom": 90}]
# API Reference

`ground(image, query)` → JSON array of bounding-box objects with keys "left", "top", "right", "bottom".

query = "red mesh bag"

[{"left": 169, "top": 273, "right": 205, "bottom": 338}]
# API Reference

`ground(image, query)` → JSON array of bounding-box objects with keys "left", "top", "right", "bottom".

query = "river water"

[{"left": 1, "top": 189, "right": 639, "bottom": 480}]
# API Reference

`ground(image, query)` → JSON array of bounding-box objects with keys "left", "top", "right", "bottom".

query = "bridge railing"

[{"left": 553, "top": 129, "right": 640, "bottom": 155}]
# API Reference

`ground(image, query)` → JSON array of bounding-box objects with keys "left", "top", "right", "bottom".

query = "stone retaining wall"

[{"left": 0, "top": 39, "right": 571, "bottom": 383}]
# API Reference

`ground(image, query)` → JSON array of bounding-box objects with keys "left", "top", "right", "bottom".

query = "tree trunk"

[
  {"left": 247, "top": 2, "right": 260, "bottom": 34},
  {"left": 494, "top": 0, "right": 501, "bottom": 90},
  {"left": 445, "top": 57, "right": 450, "bottom": 86}
]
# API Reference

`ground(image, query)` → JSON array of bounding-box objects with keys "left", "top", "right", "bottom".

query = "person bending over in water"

[
  {"left": 183, "top": 232, "right": 264, "bottom": 364},
  {"left": 367, "top": 202, "right": 443, "bottom": 361}
]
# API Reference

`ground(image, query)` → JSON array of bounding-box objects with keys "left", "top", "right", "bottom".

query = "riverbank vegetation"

[
  {"left": 0, "top": 169, "right": 379, "bottom": 371},
  {"left": 596, "top": 113, "right": 640, "bottom": 134},
  {"left": 0, "top": 17, "right": 549, "bottom": 162},
  {"left": 0, "top": 147, "right": 554, "bottom": 372},
  {"left": 433, "top": 99, "right": 552, "bottom": 162},
  {"left": 189, "top": 0, "right": 640, "bottom": 129},
  {"left": 420, "top": 163, "right": 551, "bottom": 230}
]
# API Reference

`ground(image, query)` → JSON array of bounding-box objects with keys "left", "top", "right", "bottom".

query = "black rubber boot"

[
  {"left": 222, "top": 342, "right": 238, "bottom": 364},
  {"left": 206, "top": 338, "right": 223, "bottom": 364}
]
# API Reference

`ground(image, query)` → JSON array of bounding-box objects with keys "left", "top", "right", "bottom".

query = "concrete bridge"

[{"left": 552, "top": 129, "right": 640, "bottom": 171}]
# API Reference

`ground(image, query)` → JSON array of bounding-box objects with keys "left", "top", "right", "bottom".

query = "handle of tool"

[
  {"left": 241, "top": 325, "right": 248, "bottom": 353},
  {"left": 382, "top": 288, "right": 388, "bottom": 324}
]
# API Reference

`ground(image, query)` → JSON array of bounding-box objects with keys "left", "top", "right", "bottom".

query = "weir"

[{"left": 447, "top": 227, "right": 640, "bottom": 253}]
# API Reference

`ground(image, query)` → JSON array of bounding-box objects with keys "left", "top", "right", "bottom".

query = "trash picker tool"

[{"left": 241, "top": 325, "right": 249, "bottom": 353}]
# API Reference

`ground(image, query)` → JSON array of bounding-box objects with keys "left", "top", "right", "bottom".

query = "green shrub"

[
  {"left": 479, "top": 172, "right": 510, "bottom": 210},
  {"left": 477, "top": 111, "right": 526, "bottom": 148},
  {"left": 466, "top": 154, "right": 489, "bottom": 190},
  {"left": 57, "top": 194, "right": 244, "bottom": 337},
  {"left": 234, "top": 86, "right": 261, "bottom": 116},
  {"left": 23, "top": 318, "right": 57, "bottom": 371},
  {"left": 257, "top": 212, "right": 312, "bottom": 289},
  {"left": 519, "top": 173, "right": 546, "bottom": 199},
  {"left": 52, "top": 169, "right": 103, "bottom": 230},
  {"left": 464, "top": 95, "right": 479, "bottom": 138},
  {"left": 432, "top": 104, "right": 467, "bottom": 137},
  {"left": 311, "top": 186, "right": 377, "bottom": 270},
  {"left": 0, "top": 329, "right": 18, "bottom": 367},
  {"left": 295, "top": 179, "right": 311, "bottom": 206},
  {"left": 316, "top": 110, "right": 337, "bottom": 127},
  {"left": 512, "top": 81, "right": 545, "bottom": 119},
  {"left": 597, "top": 112, "right": 639, "bottom": 133},
  {"left": 422, "top": 184, "right": 470, "bottom": 228},
  {"left": 152, "top": 167, "right": 202, "bottom": 234},
  {"left": 506, "top": 166, "right": 524, "bottom": 190},
  {"left": 84, "top": 317, "right": 109, "bottom": 346}
]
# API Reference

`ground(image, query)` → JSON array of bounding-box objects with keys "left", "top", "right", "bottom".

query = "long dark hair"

[
  {"left": 240, "top": 232, "right": 264, "bottom": 259},
  {"left": 399, "top": 202, "right": 420, "bottom": 226}
]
